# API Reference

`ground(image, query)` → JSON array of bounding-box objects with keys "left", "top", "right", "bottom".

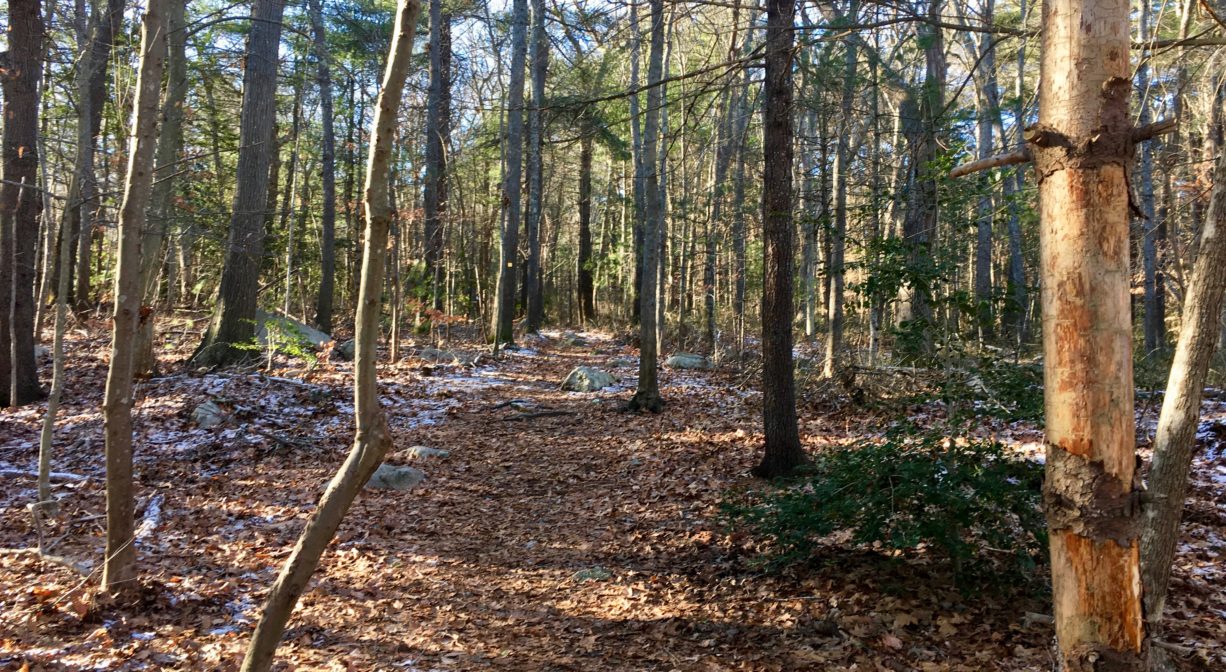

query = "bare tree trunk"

[
  {"left": 309, "top": 0, "right": 338, "bottom": 333},
  {"left": 134, "top": 0, "right": 187, "bottom": 377},
  {"left": 1141, "top": 112, "right": 1226, "bottom": 651},
  {"left": 824, "top": 6, "right": 858, "bottom": 379},
  {"left": 239, "top": 3, "right": 421, "bottom": 670},
  {"left": 1031, "top": 0, "right": 1147, "bottom": 663},
  {"left": 754, "top": 0, "right": 803, "bottom": 478},
  {"left": 627, "top": 0, "right": 666, "bottom": 413},
  {"left": 971, "top": 0, "right": 997, "bottom": 342},
  {"left": 493, "top": 0, "right": 528, "bottom": 347},
  {"left": 524, "top": 0, "right": 546, "bottom": 331},
  {"left": 0, "top": 0, "right": 46, "bottom": 408},
  {"left": 101, "top": 0, "right": 166, "bottom": 593},
  {"left": 1137, "top": 0, "right": 1163, "bottom": 357},
  {"left": 191, "top": 0, "right": 286, "bottom": 366},
  {"left": 1003, "top": 0, "right": 1029, "bottom": 341}
]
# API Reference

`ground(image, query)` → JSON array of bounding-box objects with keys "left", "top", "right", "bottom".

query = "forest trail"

[{"left": 2, "top": 323, "right": 1224, "bottom": 671}]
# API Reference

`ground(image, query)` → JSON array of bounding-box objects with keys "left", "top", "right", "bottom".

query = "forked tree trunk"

[
  {"left": 239, "top": 3, "right": 422, "bottom": 670},
  {"left": 493, "top": 0, "right": 528, "bottom": 346},
  {"left": 753, "top": 0, "right": 803, "bottom": 478},
  {"left": 134, "top": 0, "right": 187, "bottom": 377},
  {"left": 1031, "top": 0, "right": 1147, "bottom": 665},
  {"left": 1141, "top": 116, "right": 1226, "bottom": 650},
  {"left": 0, "top": 0, "right": 45, "bottom": 408},
  {"left": 627, "top": 0, "right": 665, "bottom": 413},
  {"left": 191, "top": 0, "right": 285, "bottom": 366},
  {"left": 101, "top": 0, "right": 166, "bottom": 593}
]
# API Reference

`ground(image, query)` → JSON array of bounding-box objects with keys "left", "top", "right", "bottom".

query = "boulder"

[
  {"left": 665, "top": 353, "right": 712, "bottom": 370},
  {"left": 192, "top": 400, "right": 226, "bottom": 428},
  {"left": 366, "top": 464, "right": 425, "bottom": 491},
  {"left": 334, "top": 339, "right": 356, "bottom": 361},
  {"left": 607, "top": 356, "right": 637, "bottom": 368},
  {"left": 256, "top": 310, "right": 332, "bottom": 350},
  {"left": 561, "top": 366, "right": 616, "bottom": 392},
  {"left": 560, "top": 331, "right": 588, "bottom": 347},
  {"left": 407, "top": 445, "right": 450, "bottom": 460}
]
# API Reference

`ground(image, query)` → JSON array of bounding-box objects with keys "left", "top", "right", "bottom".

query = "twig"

[
  {"left": 1132, "top": 118, "right": 1178, "bottom": 142},
  {"left": 1153, "top": 640, "right": 1194, "bottom": 656}
]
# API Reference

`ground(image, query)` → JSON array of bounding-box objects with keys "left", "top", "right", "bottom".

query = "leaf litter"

[{"left": 0, "top": 319, "right": 1223, "bottom": 670}]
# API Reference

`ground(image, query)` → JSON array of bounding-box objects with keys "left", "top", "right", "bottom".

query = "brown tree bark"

[
  {"left": 191, "top": 0, "right": 286, "bottom": 366},
  {"left": 753, "top": 0, "right": 803, "bottom": 478},
  {"left": 238, "top": 3, "right": 422, "bottom": 669},
  {"left": 524, "top": 0, "right": 546, "bottom": 331},
  {"left": 1031, "top": 0, "right": 1147, "bottom": 665},
  {"left": 0, "top": 0, "right": 46, "bottom": 407},
  {"left": 577, "top": 135, "right": 596, "bottom": 324},
  {"left": 424, "top": 0, "right": 452, "bottom": 315},
  {"left": 101, "top": 0, "right": 166, "bottom": 593}
]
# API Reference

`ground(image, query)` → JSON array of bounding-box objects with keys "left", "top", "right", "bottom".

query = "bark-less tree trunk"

[
  {"left": 1031, "top": 0, "right": 1147, "bottom": 663},
  {"left": 627, "top": 0, "right": 665, "bottom": 413},
  {"left": 524, "top": 0, "right": 546, "bottom": 331},
  {"left": 1141, "top": 109, "right": 1226, "bottom": 657},
  {"left": 824, "top": 2, "right": 859, "bottom": 379},
  {"left": 101, "top": 0, "right": 166, "bottom": 593},
  {"left": 309, "top": 0, "right": 338, "bottom": 332},
  {"left": 424, "top": 0, "right": 451, "bottom": 314},
  {"left": 0, "top": 0, "right": 45, "bottom": 408},
  {"left": 239, "top": 3, "right": 421, "bottom": 670},
  {"left": 493, "top": 0, "right": 528, "bottom": 346},
  {"left": 134, "top": 0, "right": 187, "bottom": 377},
  {"left": 191, "top": 0, "right": 286, "bottom": 366},
  {"left": 754, "top": 0, "right": 804, "bottom": 478}
]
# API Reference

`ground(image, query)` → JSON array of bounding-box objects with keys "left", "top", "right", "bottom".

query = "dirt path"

[{"left": 2, "top": 327, "right": 1222, "bottom": 671}]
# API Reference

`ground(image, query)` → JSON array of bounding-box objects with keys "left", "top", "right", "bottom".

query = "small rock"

[
  {"left": 561, "top": 366, "right": 616, "bottom": 392},
  {"left": 607, "top": 357, "right": 637, "bottom": 368},
  {"left": 665, "top": 353, "right": 712, "bottom": 370},
  {"left": 191, "top": 401, "right": 226, "bottom": 428},
  {"left": 407, "top": 445, "right": 450, "bottom": 460},
  {"left": 34, "top": 345, "right": 49, "bottom": 359},
  {"left": 366, "top": 464, "right": 425, "bottom": 491},
  {"left": 560, "top": 332, "right": 588, "bottom": 347},
  {"left": 571, "top": 566, "right": 612, "bottom": 582},
  {"left": 334, "top": 339, "right": 356, "bottom": 361}
]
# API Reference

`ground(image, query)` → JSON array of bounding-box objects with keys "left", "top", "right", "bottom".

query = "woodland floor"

[{"left": 1, "top": 315, "right": 1224, "bottom": 671}]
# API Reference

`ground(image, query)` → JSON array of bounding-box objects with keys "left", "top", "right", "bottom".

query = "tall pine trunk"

[
  {"left": 493, "top": 0, "right": 528, "bottom": 346},
  {"left": 309, "top": 0, "right": 338, "bottom": 332},
  {"left": 239, "top": 3, "right": 422, "bottom": 670},
  {"left": 524, "top": 0, "right": 546, "bottom": 331},
  {"left": 423, "top": 0, "right": 451, "bottom": 314},
  {"left": 754, "top": 0, "right": 803, "bottom": 477},
  {"left": 191, "top": 0, "right": 286, "bottom": 366},
  {"left": 577, "top": 135, "right": 595, "bottom": 324}
]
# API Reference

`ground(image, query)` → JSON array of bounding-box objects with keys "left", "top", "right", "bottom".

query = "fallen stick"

[
  {"left": 503, "top": 410, "right": 577, "bottom": 421},
  {"left": 0, "top": 469, "right": 87, "bottom": 482}
]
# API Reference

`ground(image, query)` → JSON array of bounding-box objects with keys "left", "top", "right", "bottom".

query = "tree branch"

[{"left": 949, "top": 148, "right": 1032, "bottom": 179}]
